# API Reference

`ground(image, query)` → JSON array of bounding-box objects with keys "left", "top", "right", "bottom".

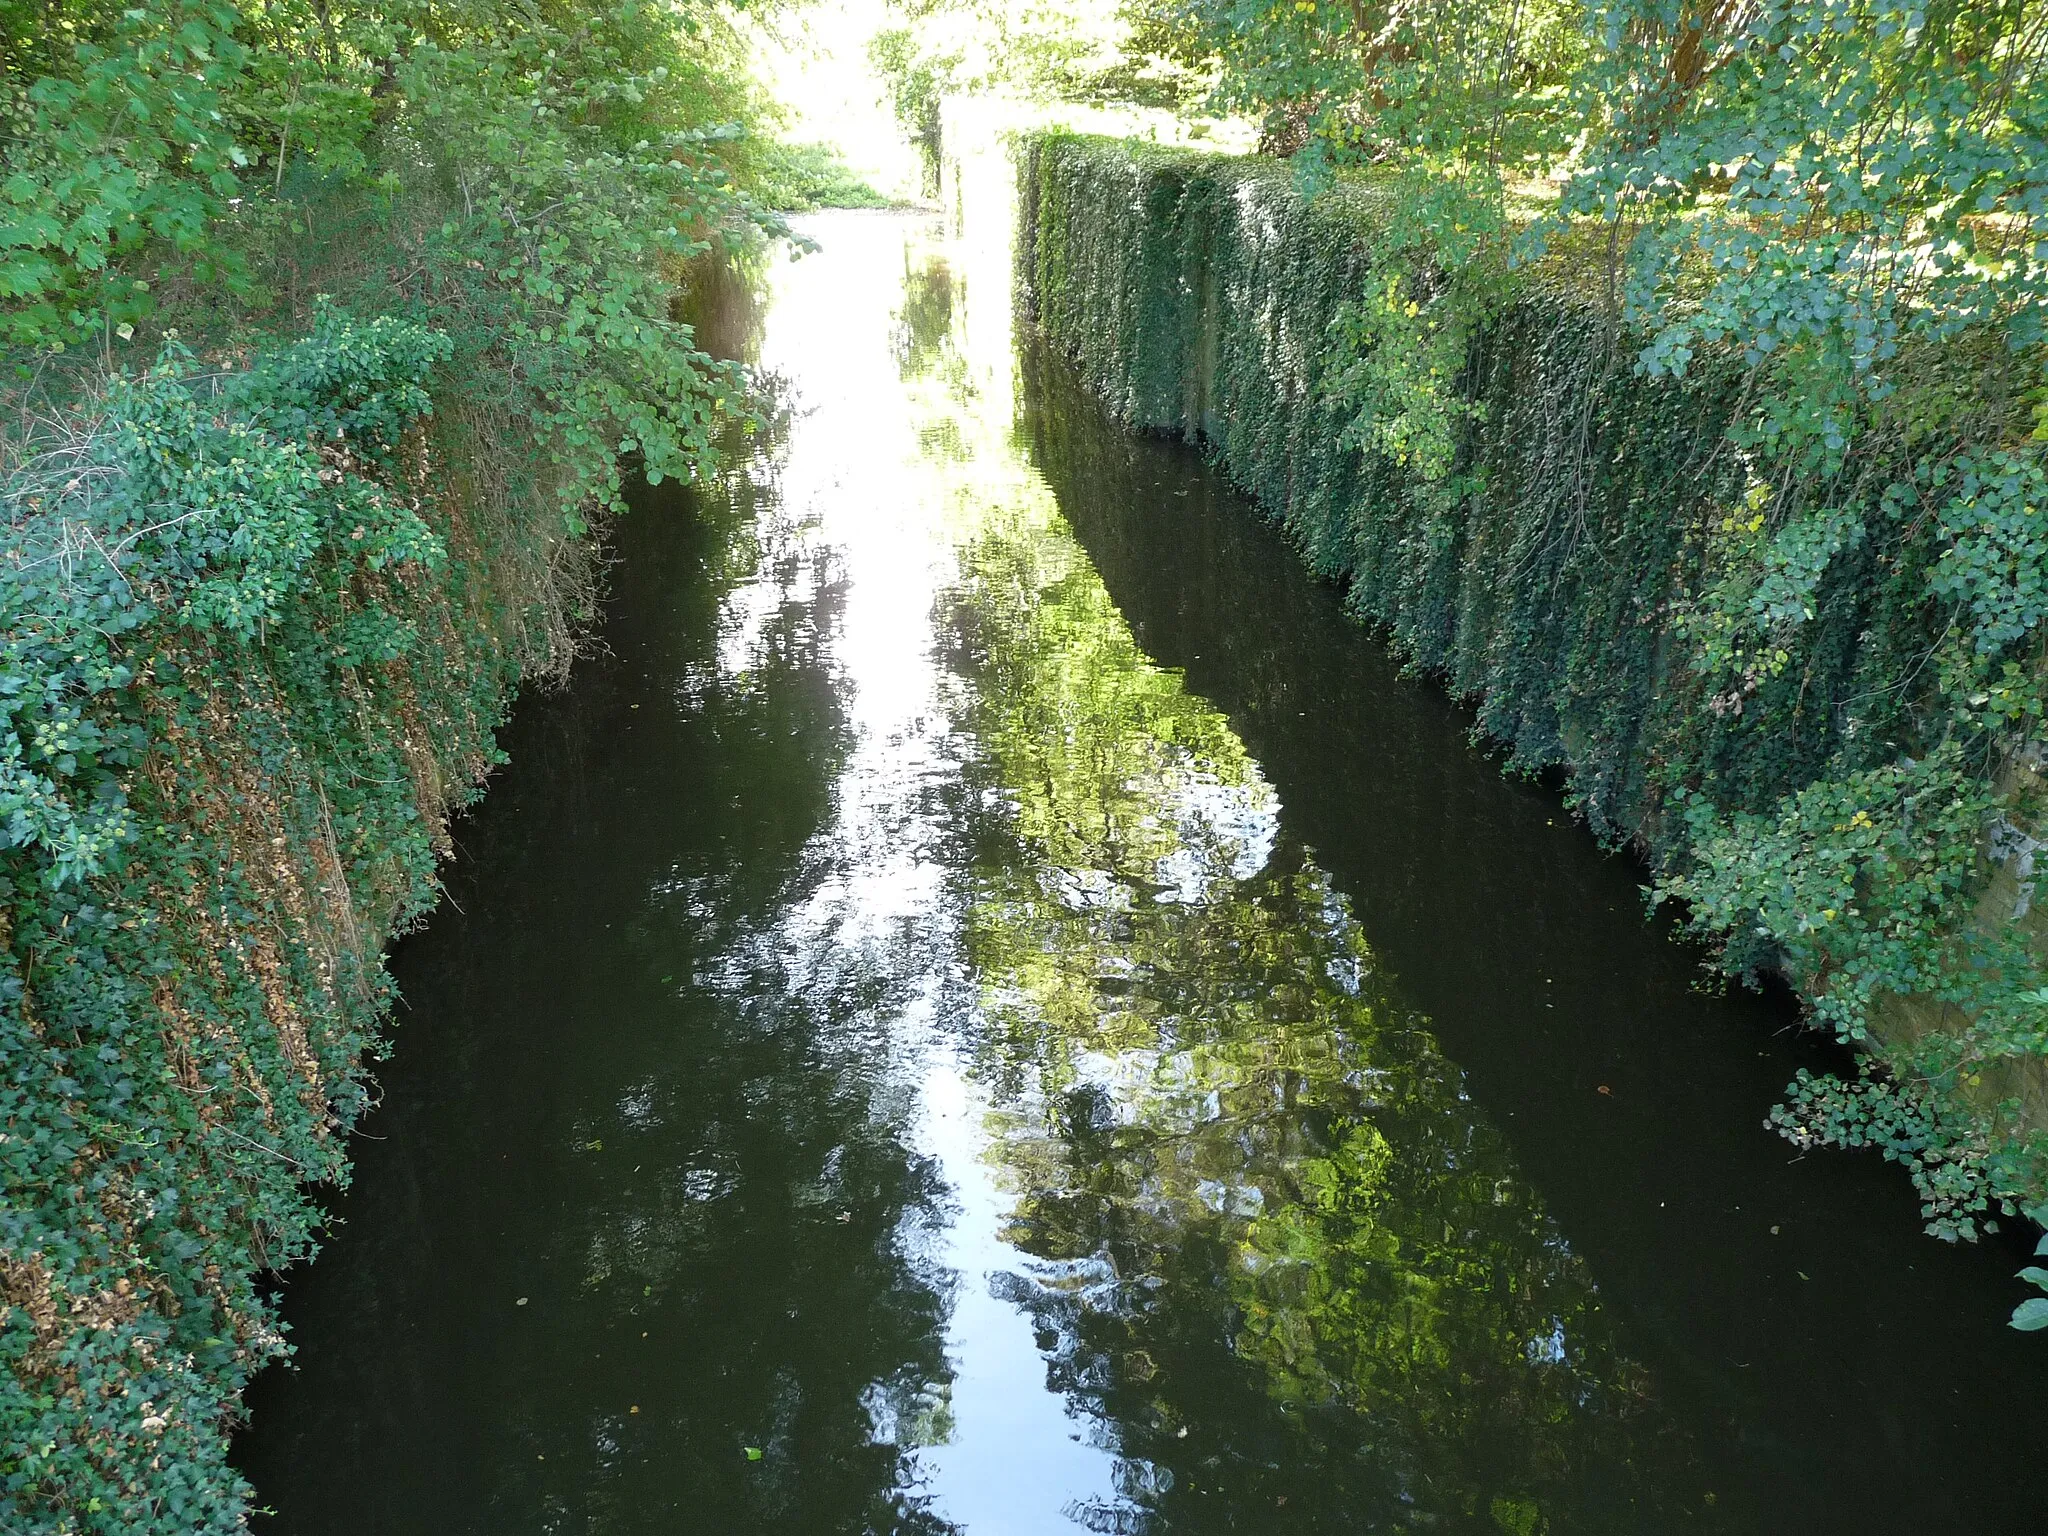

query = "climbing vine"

[{"left": 2, "top": 0, "right": 788, "bottom": 1525}]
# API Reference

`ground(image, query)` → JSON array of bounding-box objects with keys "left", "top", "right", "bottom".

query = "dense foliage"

[
  {"left": 0, "top": 0, "right": 818, "bottom": 1526},
  {"left": 1016, "top": 129, "right": 2048, "bottom": 1321}
]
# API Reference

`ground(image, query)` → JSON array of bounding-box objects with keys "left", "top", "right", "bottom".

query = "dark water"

[{"left": 238, "top": 211, "right": 2048, "bottom": 1535}]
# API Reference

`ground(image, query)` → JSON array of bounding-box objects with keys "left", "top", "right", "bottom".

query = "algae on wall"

[{"left": 1013, "top": 131, "right": 2048, "bottom": 1236}]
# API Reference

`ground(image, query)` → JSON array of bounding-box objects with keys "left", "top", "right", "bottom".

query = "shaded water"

[{"left": 239, "top": 211, "right": 2048, "bottom": 1534}]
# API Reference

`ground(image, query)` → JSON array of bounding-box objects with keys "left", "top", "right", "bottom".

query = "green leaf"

[
  {"left": 2018, "top": 1266, "right": 2048, "bottom": 1290},
  {"left": 2012, "top": 1297, "right": 2048, "bottom": 1331},
  {"left": 744, "top": 1446, "right": 763, "bottom": 1461}
]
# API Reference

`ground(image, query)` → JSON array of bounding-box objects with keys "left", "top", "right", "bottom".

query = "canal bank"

[
  {"left": 236, "top": 210, "right": 2048, "bottom": 1533},
  {"left": 1013, "top": 130, "right": 2048, "bottom": 1261}
]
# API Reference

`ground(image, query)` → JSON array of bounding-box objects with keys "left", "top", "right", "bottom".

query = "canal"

[{"left": 237, "top": 209, "right": 2048, "bottom": 1534}]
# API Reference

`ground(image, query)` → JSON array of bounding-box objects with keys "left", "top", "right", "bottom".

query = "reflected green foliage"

[
  {"left": 937, "top": 0, "right": 2048, "bottom": 1285},
  {"left": 229, "top": 219, "right": 2048, "bottom": 1535},
  {"left": 894, "top": 257, "right": 961, "bottom": 382},
  {"left": 909, "top": 283, "right": 1702, "bottom": 1522}
]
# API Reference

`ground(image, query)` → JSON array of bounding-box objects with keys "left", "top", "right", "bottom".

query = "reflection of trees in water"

[
  {"left": 673, "top": 245, "right": 769, "bottom": 364},
  {"left": 537, "top": 919, "right": 966, "bottom": 1536},
  {"left": 894, "top": 249, "right": 981, "bottom": 448},
  {"left": 241, "top": 379, "right": 962, "bottom": 1533},
  {"left": 894, "top": 252, "right": 956, "bottom": 379},
  {"left": 527, "top": 437, "right": 967, "bottom": 1534},
  {"left": 934, "top": 498, "right": 1707, "bottom": 1531}
]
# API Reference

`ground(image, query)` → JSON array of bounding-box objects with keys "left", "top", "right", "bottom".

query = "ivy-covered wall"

[
  {"left": 1014, "top": 132, "right": 2048, "bottom": 1252},
  {"left": 0, "top": 311, "right": 630, "bottom": 1528}
]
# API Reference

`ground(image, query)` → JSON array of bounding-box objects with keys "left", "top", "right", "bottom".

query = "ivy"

[
  {"left": 0, "top": 312, "right": 487, "bottom": 1529},
  {"left": 1770, "top": 1069, "right": 2014, "bottom": 1242},
  {"left": 1928, "top": 451, "right": 2048, "bottom": 662},
  {"left": 1655, "top": 745, "right": 2007, "bottom": 1047},
  {"left": 2016, "top": 1208, "right": 2048, "bottom": 1330},
  {"left": 1017, "top": 131, "right": 2048, "bottom": 1320},
  {"left": 2, "top": 0, "right": 792, "bottom": 1523}
]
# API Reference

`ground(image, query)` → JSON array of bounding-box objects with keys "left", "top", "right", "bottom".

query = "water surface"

[{"left": 239, "top": 210, "right": 2048, "bottom": 1535}]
